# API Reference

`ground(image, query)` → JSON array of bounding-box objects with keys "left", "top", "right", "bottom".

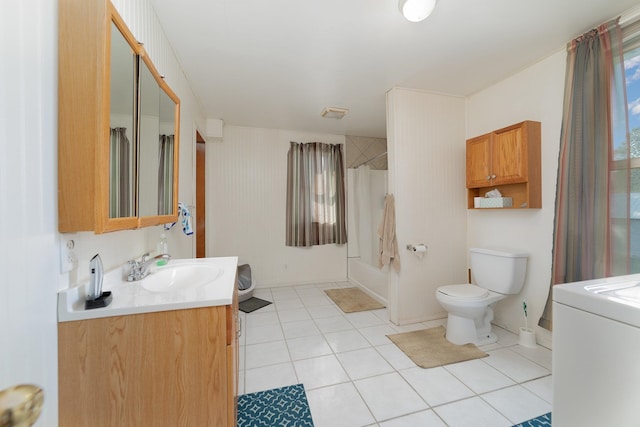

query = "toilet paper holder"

[{"left": 406, "top": 244, "right": 427, "bottom": 252}]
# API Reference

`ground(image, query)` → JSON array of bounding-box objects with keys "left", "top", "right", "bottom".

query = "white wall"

[
  {"left": 0, "top": 1, "right": 59, "bottom": 424},
  {"left": 0, "top": 0, "right": 205, "bottom": 424},
  {"left": 386, "top": 88, "right": 468, "bottom": 325},
  {"left": 466, "top": 49, "right": 566, "bottom": 348},
  {"left": 208, "top": 125, "right": 347, "bottom": 286}
]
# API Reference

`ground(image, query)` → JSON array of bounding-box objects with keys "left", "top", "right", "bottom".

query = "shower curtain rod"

[{"left": 352, "top": 151, "right": 387, "bottom": 168}]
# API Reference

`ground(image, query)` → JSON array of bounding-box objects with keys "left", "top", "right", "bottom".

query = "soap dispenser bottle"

[{"left": 156, "top": 233, "right": 169, "bottom": 266}]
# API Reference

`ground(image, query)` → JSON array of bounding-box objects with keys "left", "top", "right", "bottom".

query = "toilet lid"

[{"left": 438, "top": 284, "right": 489, "bottom": 300}]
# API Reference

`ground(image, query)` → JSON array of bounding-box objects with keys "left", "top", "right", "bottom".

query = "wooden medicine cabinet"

[
  {"left": 58, "top": 0, "right": 180, "bottom": 233},
  {"left": 466, "top": 120, "right": 541, "bottom": 209}
]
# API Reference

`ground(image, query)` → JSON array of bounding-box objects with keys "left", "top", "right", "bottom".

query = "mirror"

[
  {"left": 137, "top": 56, "right": 179, "bottom": 218},
  {"left": 108, "top": 22, "right": 137, "bottom": 219},
  {"left": 137, "top": 57, "right": 160, "bottom": 218},
  {"left": 157, "top": 88, "right": 177, "bottom": 216}
]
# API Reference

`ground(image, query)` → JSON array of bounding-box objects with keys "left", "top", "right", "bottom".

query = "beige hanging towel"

[{"left": 378, "top": 193, "right": 400, "bottom": 272}]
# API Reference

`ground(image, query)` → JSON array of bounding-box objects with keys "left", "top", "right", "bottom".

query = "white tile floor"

[{"left": 239, "top": 282, "right": 552, "bottom": 427}]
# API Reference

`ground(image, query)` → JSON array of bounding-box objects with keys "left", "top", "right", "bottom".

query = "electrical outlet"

[{"left": 59, "top": 238, "right": 75, "bottom": 273}]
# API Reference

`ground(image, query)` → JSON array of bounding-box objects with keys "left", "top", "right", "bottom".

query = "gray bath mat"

[{"left": 239, "top": 297, "right": 272, "bottom": 313}]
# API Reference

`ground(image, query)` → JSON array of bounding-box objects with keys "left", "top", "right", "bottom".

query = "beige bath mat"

[
  {"left": 324, "top": 287, "right": 385, "bottom": 313},
  {"left": 386, "top": 326, "right": 488, "bottom": 369}
]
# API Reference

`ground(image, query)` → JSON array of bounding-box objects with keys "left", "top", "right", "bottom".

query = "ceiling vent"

[{"left": 321, "top": 107, "right": 349, "bottom": 119}]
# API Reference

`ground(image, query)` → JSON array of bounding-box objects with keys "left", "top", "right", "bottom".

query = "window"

[
  {"left": 285, "top": 142, "right": 347, "bottom": 247},
  {"left": 619, "top": 38, "right": 640, "bottom": 272}
]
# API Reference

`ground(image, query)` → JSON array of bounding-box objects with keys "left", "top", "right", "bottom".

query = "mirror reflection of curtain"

[
  {"left": 109, "top": 127, "right": 131, "bottom": 217},
  {"left": 158, "top": 134, "right": 174, "bottom": 215}
]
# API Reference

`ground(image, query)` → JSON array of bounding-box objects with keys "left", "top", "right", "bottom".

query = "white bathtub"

[{"left": 348, "top": 258, "right": 388, "bottom": 305}]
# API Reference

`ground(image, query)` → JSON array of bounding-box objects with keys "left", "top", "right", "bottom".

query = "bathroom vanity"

[{"left": 57, "top": 257, "right": 239, "bottom": 426}]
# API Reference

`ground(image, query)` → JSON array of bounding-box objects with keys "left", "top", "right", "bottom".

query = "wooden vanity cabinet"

[
  {"left": 466, "top": 120, "right": 541, "bottom": 209},
  {"left": 58, "top": 289, "right": 239, "bottom": 426}
]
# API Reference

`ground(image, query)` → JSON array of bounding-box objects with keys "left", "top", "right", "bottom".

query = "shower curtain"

[
  {"left": 347, "top": 165, "right": 389, "bottom": 302},
  {"left": 354, "top": 165, "right": 374, "bottom": 264},
  {"left": 349, "top": 165, "right": 387, "bottom": 265}
]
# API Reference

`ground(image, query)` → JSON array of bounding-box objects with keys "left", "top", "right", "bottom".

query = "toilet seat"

[{"left": 438, "top": 284, "right": 488, "bottom": 300}]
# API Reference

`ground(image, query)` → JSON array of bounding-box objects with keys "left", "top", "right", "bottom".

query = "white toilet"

[{"left": 436, "top": 248, "right": 528, "bottom": 346}]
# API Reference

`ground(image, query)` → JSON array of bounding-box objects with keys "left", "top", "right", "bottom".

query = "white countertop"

[
  {"left": 58, "top": 257, "right": 238, "bottom": 322},
  {"left": 553, "top": 273, "right": 640, "bottom": 328}
]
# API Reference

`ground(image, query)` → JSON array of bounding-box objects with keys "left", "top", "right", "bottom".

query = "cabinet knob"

[
  {"left": 491, "top": 174, "right": 496, "bottom": 179},
  {"left": 486, "top": 176, "right": 491, "bottom": 180}
]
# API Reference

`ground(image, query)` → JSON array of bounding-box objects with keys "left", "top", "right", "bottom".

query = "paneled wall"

[
  {"left": 386, "top": 88, "right": 468, "bottom": 324},
  {"left": 208, "top": 126, "right": 347, "bottom": 286},
  {"left": 466, "top": 50, "right": 566, "bottom": 347}
]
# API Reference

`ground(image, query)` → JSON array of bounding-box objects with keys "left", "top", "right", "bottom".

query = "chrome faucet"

[{"left": 126, "top": 252, "right": 171, "bottom": 281}]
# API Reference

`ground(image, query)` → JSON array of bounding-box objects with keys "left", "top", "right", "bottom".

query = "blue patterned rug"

[
  {"left": 513, "top": 412, "right": 551, "bottom": 426},
  {"left": 238, "top": 384, "right": 314, "bottom": 427}
]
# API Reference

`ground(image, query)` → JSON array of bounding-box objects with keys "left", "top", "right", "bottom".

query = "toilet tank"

[{"left": 470, "top": 247, "right": 528, "bottom": 294}]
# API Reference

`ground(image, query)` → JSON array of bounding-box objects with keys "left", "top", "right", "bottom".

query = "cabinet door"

[
  {"left": 466, "top": 134, "right": 492, "bottom": 188},
  {"left": 492, "top": 126, "right": 527, "bottom": 185},
  {"left": 99, "top": 11, "right": 142, "bottom": 232},
  {"left": 58, "top": 308, "right": 228, "bottom": 426},
  {"left": 108, "top": 20, "right": 137, "bottom": 220},
  {"left": 137, "top": 54, "right": 180, "bottom": 228}
]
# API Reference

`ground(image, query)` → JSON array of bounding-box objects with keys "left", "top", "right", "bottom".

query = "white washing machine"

[{"left": 553, "top": 274, "right": 640, "bottom": 427}]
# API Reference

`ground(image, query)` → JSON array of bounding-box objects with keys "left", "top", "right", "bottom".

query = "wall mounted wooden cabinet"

[
  {"left": 466, "top": 121, "right": 541, "bottom": 209},
  {"left": 58, "top": 0, "right": 180, "bottom": 233}
]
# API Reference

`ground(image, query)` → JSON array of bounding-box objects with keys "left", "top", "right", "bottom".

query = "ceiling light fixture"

[
  {"left": 399, "top": 0, "right": 437, "bottom": 22},
  {"left": 321, "top": 107, "right": 349, "bottom": 119}
]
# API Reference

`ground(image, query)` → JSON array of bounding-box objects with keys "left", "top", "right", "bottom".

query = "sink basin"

[{"left": 141, "top": 263, "right": 223, "bottom": 293}]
